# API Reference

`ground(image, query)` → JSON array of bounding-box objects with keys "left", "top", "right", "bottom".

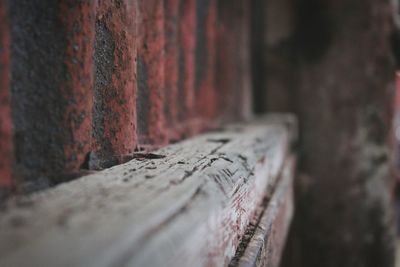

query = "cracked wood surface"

[
  {"left": 0, "top": 115, "right": 295, "bottom": 267},
  {"left": 232, "top": 157, "right": 295, "bottom": 267}
]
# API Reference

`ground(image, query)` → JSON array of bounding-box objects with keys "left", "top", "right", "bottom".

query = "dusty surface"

[{"left": 0, "top": 116, "right": 294, "bottom": 267}]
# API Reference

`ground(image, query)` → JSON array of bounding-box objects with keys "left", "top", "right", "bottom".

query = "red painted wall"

[
  {"left": 164, "top": 0, "right": 181, "bottom": 141},
  {"left": 196, "top": 0, "right": 218, "bottom": 121},
  {"left": 8, "top": 0, "right": 95, "bottom": 186},
  {"left": 178, "top": 0, "right": 198, "bottom": 136},
  {"left": 137, "top": 0, "right": 168, "bottom": 147},
  {"left": 59, "top": 1, "right": 96, "bottom": 173},
  {"left": 0, "top": 0, "right": 11, "bottom": 188},
  {"left": 91, "top": 0, "right": 137, "bottom": 169},
  {"left": 1, "top": 0, "right": 253, "bottom": 192}
]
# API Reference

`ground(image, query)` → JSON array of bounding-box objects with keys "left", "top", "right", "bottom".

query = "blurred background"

[
  {"left": 251, "top": 0, "right": 397, "bottom": 266},
  {"left": 0, "top": 0, "right": 399, "bottom": 266}
]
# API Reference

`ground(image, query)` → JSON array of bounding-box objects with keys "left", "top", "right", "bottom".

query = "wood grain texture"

[
  {"left": 232, "top": 157, "right": 295, "bottom": 267},
  {"left": 0, "top": 115, "right": 296, "bottom": 267}
]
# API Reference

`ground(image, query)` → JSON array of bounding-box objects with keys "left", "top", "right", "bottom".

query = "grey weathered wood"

[
  {"left": 0, "top": 115, "right": 296, "bottom": 267},
  {"left": 233, "top": 157, "right": 295, "bottom": 267}
]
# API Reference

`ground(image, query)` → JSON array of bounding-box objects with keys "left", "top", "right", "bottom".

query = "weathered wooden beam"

[
  {"left": 0, "top": 115, "right": 296, "bottom": 267},
  {"left": 230, "top": 157, "right": 295, "bottom": 267}
]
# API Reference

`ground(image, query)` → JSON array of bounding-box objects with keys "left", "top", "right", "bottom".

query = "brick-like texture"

[
  {"left": 91, "top": 0, "right": 137, "bottom": 169},
  {"left": 9, "top": 0, "right": 96, "bottom": 184},
  {"left": 0, "top": 0, "right": 11, "bottom": 188},
  {"left": 137, "top": 0, "right": 168, "bottom": 147}
]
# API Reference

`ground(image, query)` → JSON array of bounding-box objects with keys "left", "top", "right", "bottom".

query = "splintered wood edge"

[
  {"left": 0, "top": 114, "right": 297, "bottom": 267},
  {"left": 233, "top": 156, "right": 295, "bottom": 267}
]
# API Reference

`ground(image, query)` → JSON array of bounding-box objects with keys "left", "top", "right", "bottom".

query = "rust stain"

[
  {"left": 59, "top": 0, "right": 96, "bottom": 171},
  {"left": 92, "top": 0, "right": 137, "bottom": 168}
]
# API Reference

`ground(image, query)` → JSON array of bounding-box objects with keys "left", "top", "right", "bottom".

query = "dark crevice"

[
  {"left": 294, "top": 0, "right": 333, "bottom": 63},
  {"left": 251, "top": 0, "right": 267, "bottom": 114},
  {"left": 229, "top": 167, "right": 284, "bottom": 266},
  {"left": 219, "top": 156, "right": 234, "bottom": 163},
  {"left": 228, "top": 221, "right": 260, "bottom": 267},
  {"left": 207, "top": 138, "right": 231, "bottom": 144},
  {"left": 180, "top": 166, "right": 200, "bottom": 182}
]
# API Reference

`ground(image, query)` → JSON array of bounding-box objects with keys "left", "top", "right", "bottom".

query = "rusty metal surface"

[
  {"left": 2, "top": 0, "right": 254, "bottom": 190},
  {"left": 92, "top": 0, "right": 137, "bottom": 169},
  {"left": 9, "top": 0, "right": 95, "bottom": 184}
]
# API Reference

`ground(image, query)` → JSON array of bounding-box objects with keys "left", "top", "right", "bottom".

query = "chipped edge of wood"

[{"left": 230, "top": 156, "right": 295, "bottom": 267}]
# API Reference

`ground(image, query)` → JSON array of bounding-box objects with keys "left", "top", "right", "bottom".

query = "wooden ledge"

[
  {"left": 231, "top": 156, "right": 295, "bottom": 267},
  {"left": 0, "top": 115, "right": 297, "bottom": 267}
]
